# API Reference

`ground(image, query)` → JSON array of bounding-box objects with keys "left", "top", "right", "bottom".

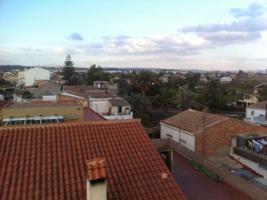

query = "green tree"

[
  {"left": 62, "top": 54, "right": 78, "bottom": 85},
  {"left": 259, "top": 85, "right": 267, "bottom": 100},
  {"left": 86, "top": 64, "right": 110, "bottom": 85},
  {"left": 131, "top": 71, "right": 158, "bottom": 96}
]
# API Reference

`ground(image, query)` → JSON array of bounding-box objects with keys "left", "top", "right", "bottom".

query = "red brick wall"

[{"left": 195, "top": 119, "right": 267, "bottom": 157}]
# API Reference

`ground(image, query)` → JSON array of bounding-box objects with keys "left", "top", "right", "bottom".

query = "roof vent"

[{"left": 86, "top": 157, "right": 107, "bottom": 200}]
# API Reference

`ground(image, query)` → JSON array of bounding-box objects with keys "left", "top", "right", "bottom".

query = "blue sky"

[{"left": 0, "top": 0, "right": 267, "bottom": 70}]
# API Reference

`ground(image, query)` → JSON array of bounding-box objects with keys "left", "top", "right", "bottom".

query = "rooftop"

[
  {"left": 83, "top": 107, "right": 106, "bottom": 121},
  {"left": 161, "top": 109, "right": 228, "bottom": 133},
  {"left": 0, "top": 120, "right": 185, "bottom": 200},
  {"left": 4, "top": 100, "right": 80, "bottom": 109},
  {"left": 247, "top": 101, "right": 267, "bottom": 109},
  {"left": 86, "top": 157, "right": 107, "bottom": 182},
  {"left": 109, "top": 97, "right": 130, "bottom": 107}
]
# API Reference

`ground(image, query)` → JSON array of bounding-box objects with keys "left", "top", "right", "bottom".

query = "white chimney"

[{"left": 86, "top": 157, "right": 107, "bottom": 200}]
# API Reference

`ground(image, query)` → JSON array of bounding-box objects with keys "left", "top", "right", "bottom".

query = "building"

[
  {"left": 3, "top": 70, "right": 19, "bottom": 84},
  {"left": 245, "top": 101, "right": 267, "bottom": 126},
  {"left": 0, "top": 120, "right": 186, "bottom": 200},
  {"left": 220, "top": 76, "right": 232, "bottom": 83},
  {"left": 89, "top": 97, "right": 132, "bottom": 120},
  {"left": 18, "top": 67, "right": 51, "bottom": 86},
  {"left": 93, "top": 81, "right": 118, "bottom": 92},
  {"left": 62, "top": 85, "right": 132, "bottom": 120},
  {"left": 236, "top": 93, "right": 258, "bottom": 107},
  {"left": 161, "top": 109, "right": 267, "bottom": 157},
  {"left": 25, "top": 80, "right": 62, "bottom": 99}
]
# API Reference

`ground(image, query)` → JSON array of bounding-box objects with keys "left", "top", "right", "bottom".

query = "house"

[
  {"left": 89, "top": 97, "right": 133, "bottom": 120},
  {"left": 236, "top": 93, "right": 258, "bottom": 107},
  {"left": 62, "top": 85, "right": 132, "bottom": 120},
  {"left": 245, "top": 101, "right": 267, "bottom": 126},
  {"left": 161, "top": 109, "right": 267, "bottom": 157},
  {"left": 3, "top": 70, "right": 20, "bottom": 84},
  {"left": 93, "top": 81, "right": 118, "bottom": 92},
  {"left": 0, "top": 120, "right": 186, "bottom": 200},
  {"left": 17, "top": 67, "right": 51, "bottom": 86},
  {"left": 25, "top": 80, "right": 62, "bottom": 99}
]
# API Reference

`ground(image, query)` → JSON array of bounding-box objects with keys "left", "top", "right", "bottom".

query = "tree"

[
  {"left": 185, "top": 72, "right": 201, "bottom": 90},
  {"left": 62, "top": 54, "right": 78, "bottom": 85},
  {"left": 126, "top": 93, "right": 152, "bottom": 126},
  {"left": 86, "top": 64, "right": 110, "bottom": 85},
  {"left": 197, "top": 80, "right": 227, "bottom": 111},
  {"left": 131, "top": 71, "right": 158, "bottom": 96},
  {"left": 259, "top": 85, "right": 267, "bottom": 100}
]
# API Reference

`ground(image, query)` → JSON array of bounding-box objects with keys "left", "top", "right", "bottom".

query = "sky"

[{"left": 0, "top": 0, "right": 267, "bottom": 70}]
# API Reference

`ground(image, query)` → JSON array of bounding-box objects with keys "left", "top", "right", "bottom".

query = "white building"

[
  {"left": 18, "top": 67, "right": 51, "bottom": 86},
  {"left": 244, "top": 101, "right": 267, "bottom": 125},
  {"left": 220, "top": 76, "right": 232, "bottom": 83},
  {"left": 89, "top": 97, "right": 133, "bottom": 120}
]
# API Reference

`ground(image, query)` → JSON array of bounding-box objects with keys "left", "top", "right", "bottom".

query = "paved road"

[{"left": 172, "top": 152, "right": 252, "bottom": 200}]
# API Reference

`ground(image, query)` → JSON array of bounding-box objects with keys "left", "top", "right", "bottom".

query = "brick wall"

[{"left": 196, "top": 119, "right": 267, "bottom": 157}]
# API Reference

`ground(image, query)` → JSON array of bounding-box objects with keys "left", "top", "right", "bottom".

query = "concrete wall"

[
  {"left": 246, "top": 108, "right": 266, "bottom": 118},
  {"left": 2, "top": 105, "right": 83, "bottom": 121},
  {"left": 90, "top": 100, "right": 110, "bottom": 114},
  {"left": 20, "top": 68, "right": 51, "bottom": 86},
  {"left": 160, "top": 123, "right": 195, "bottom": 151},
  {"left": 87, "top": 180, "right": 107, "bottom": 200}
]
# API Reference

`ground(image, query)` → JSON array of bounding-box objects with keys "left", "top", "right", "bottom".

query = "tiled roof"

[
  {"left": 63, "top": 85, "right": 97, "bottom": 92},
  {"left": 247, "top": 101, "right": 267, "bottom": 109},
  {"left": 87, "top": 157, "right": 107, "bottom": 181},
  {"left": 161, "top": 109, "right": 228, "bottom": 133},
  {"left": 83, "top": 107, "right": 106, "bottom": 121},
  {"left": 0, "top": 120, "right": 185, "bottom": 200}
]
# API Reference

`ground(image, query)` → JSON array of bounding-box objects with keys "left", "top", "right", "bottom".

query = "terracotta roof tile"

[
  {"left": 0, "top": 120, "right": 186, "bottom": 200},
  {"left": 87, "top": 157, "right": 107, "bottom": 181},
  {"left": 161, "top": 109, "right": 228, "bottom": 133}
]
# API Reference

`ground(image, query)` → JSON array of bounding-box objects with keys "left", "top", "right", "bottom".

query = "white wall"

[
  {"left": 90, "top": 100, "right": 110, "bottom": 114},
  {"left": 160, "top": 123, "right": 195, "bottom": 151},
  {"left": 20, "top": 68, "right": 51, "bottom": 86},
  {"left": 246, "top": 108, "right": 265, "bottom": 118}
]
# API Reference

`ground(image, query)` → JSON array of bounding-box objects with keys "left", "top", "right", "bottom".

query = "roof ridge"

[{"left": 0, "top": 119, "right": 141, "bottom": 130}]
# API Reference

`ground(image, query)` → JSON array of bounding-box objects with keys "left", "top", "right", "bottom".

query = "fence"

[{"left": 152, "top": 138, "right": 267, "bottom": 200}]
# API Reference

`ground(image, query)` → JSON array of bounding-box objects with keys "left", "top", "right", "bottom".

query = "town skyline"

[{"left": 1, "top": 0, "right": 267, "bottom": 70}]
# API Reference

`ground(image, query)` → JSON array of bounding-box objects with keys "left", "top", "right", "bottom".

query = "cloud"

[
  {"left": 80, "top": 34, "right": 209, "bottom": 57},
  {"left": 180, "top": 3, "right": 267, "bottom": 45},
  {"left": 69, "top": 33, "right": 84, "bottom": 41},
  {"left": 198, "top": 31, "right": 262, "bottom": 44},
  {"left": 230, "top": 3, "right": 264, "bottom": 18},
  {"left": 182, "top": 17, "right": 267, "bottom": 33}
]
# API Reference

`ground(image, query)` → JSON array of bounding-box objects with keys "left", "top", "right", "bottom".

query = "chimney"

[{"left": 86, "top": 157, "right": 107, "bottom": 200}]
